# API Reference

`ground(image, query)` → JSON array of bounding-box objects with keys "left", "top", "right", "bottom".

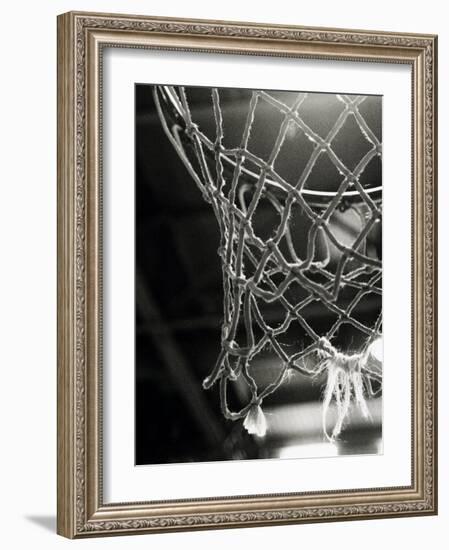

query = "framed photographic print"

[{"left": 57, "top": 11, "right": 438, "bottom": 538}]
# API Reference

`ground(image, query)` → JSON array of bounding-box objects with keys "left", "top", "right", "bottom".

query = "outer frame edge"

[
  {"left": 56, "top": 10, "right": 438, "bottom": 538},
  {"left": 56, "top": 11, "right": 77, "bottom": 540}
]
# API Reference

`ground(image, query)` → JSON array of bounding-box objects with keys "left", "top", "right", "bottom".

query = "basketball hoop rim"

[{"left": 155, "top": 85, "right": 382, "bottom": 208}]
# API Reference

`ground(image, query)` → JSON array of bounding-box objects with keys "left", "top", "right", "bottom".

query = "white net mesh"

[{"left": 154, "top": 85, "right": 382, "bottom": 440}]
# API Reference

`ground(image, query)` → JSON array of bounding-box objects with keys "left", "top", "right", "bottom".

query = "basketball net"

[{"left": 154, "top": 85, "right": 383, "bottom": 442}]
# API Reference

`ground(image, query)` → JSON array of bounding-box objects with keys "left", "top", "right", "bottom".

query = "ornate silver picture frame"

[{"left": 57, "top": 11, "right": 437, "bottom": 538}]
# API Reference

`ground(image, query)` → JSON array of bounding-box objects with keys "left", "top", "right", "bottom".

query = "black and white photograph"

[
  {"left": 51, "top": 7, "right": 438, "bottom": 540},
  {"left": 135, "top": 84, "right": 383, "bottom": 466}
]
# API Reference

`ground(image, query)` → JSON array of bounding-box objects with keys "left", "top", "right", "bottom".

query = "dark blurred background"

[{"left": 135, "top": 84, "right": 382, "bottom": 466}]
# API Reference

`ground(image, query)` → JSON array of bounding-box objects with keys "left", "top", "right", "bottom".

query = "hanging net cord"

[{"left": 154, "top": 86, "right": 383, "bottom": 440}]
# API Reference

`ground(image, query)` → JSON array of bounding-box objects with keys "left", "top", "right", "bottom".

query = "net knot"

[
  {"left": 234, "top": 275, "right": 247, "bottom": 287},
  {"left": 241, "top": 217, "right": 252, "bottom": 229},
  {"left": 185, "top": 122, "right": 198, "bottom": 138},
  {"left": 223, "top": 339, "right": 247, "bottom": 356},
  {"left": 317, "top": 336, "right": 336, "bottom": 358},
  {"left": 210, "top": 187, "right": 222, "bottom": 200},
  {"left": 316, "top": 337, "right": 366, "bottom": 373},
  {"left": 266, "top": 238, "right": 277, "bottom": 252}
]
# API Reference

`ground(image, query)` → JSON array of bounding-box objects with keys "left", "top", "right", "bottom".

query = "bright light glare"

[
  {"left": 369, "top": 337, "right": 383, "bottom": 362},
  {"left": 278, "top": 442, "right": 337, "bottom": 460}
]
